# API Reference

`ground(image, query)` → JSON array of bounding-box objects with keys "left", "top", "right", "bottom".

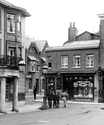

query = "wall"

[
  {"left": 46, "top": 48, "right": 99, "bottom": 73},
  {"left": 0, "top": 7, "right": 4, "bottom": 55}
]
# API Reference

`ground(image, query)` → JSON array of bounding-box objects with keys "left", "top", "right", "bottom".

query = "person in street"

[
  {"left": 47, "top": 90, "right": 53, "bottom": 108},
  {"left": 52, "top": 91, "right": 57, "bottom": 108},
  {"left": 56, "top": 92, "right": 60, "bottom": 108},
  {"left": 33, "top": 86, "right": 37, "bottom": 100},
  {"left": 61, "top": 90, "right": 69, "bottom": 108}
]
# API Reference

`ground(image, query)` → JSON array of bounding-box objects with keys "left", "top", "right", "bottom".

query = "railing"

[{"left": 0, "top": 55, "right": 20, "bottom": 70}]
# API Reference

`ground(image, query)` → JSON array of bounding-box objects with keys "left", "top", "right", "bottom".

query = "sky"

[{"left": 7, "top": 0, "right": 104, "bottom": 47}]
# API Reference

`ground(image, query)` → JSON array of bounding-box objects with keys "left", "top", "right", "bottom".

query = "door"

[{"left": 63, "top": 76, "right": 73, "bottom": 100}]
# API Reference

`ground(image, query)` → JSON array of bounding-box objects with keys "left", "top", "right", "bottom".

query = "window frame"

[
  {"left": 86, "top": 55, "right": 94, "bottom": 68},
  {"left": 7, "top": 13, "right": 21, "bottom": 34},
  {"left": 73, "top": 55, "right": 81, "bottom": 68},
  {"left": 48, "top": 56, "right": 52, "bottom": 69},
  {"left": 61, "top": 55, "right": 68, "bottom": 68}
]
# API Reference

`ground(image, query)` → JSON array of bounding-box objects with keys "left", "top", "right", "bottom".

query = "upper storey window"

[
  {"left": 17, "top": 15, "right": 21, "bottom": 34},
  {"left": 61, "top": 56, "right": 68, "bottom": 68},
  {"left": 7, "top": 14, "right": 21, "bottom": 34},
  {"left": 86, "top": 55, "right": 94, "bottom": 67},
  {"left": 47, "top": 56, "right": 52, "bottom": 69},
  {"left": 73, "top": 55, "right": 80, "bottom": 68},
  {"left": 7, "top": 14, "right": 15, "bottom": 33}
]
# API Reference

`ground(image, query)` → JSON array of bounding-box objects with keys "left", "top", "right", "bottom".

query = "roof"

[
  {"left": 35, "top": 40, "right": 48, "bottom": 52},
  {"left": 28, "top": 56, "right": 39, "bottom": 61},
  {"left": 0, "top": 0, "right": 31, "bottom": 17},
  {"left": 76, "top": 31, "right": 100, "bottom": 38},
  {"left": 45, "top": 40, "right": 100, "bottom": 52}
]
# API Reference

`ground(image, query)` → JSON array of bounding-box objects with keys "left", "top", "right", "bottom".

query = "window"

[
  {"left": 7, "top": 14, "right": 21, "bottom": 34},
  {"left": 0, "top": 9, "right": 1, "bottom": 32},
  {"left": 7, "top": 14, "right": 15, "bottom": 33},
  {"left": 17, "top": 15, "right": 21, "bottom": 34},
  {"left": 48, "top": 56, "right": 52, "bottom": 69},
  {"left": 73, "top": 55, "right": 80, "bottom": 68},
  {"left": 8, "top": 47, "right": 16, "bottom": 56},
  {"left": 18, "top": 47, "right": 22, "bottom": 58},
  {"left": 86, "top": 55, "right": 94, "bottom": 67},
  {"left": 61, "top": 56, "right": 68, "bottom": 68},
  {"left": 29, "top": 61, "right": 35, "bottom": 72}
]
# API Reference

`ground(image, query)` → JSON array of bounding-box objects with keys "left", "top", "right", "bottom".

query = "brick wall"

[{"left": 46, "top": 48, "right": 99, "bottom": 73}]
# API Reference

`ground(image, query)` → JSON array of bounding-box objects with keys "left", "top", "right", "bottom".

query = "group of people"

[{"left": 47, "top": 90, "right": 69, "bottom": 108}]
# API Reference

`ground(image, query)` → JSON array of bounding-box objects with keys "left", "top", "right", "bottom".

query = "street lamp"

[
  {"left": 42, "top": 65, "right": 48, "bottom": 109},
  {"left": 18, "top": 60, "right": 26, "bottom": 72}
]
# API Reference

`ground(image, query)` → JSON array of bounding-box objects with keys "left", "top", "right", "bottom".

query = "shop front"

[
  {"left": 46, "top": 73, "right": 96, "bottom": 102},
  {"left": 63, "top": 73, "right": 94, "bottom": 102}
]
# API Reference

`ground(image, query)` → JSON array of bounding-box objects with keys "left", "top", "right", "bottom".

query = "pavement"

[{"left": 0, "top": 94, "right": 104, "bottom": 115}]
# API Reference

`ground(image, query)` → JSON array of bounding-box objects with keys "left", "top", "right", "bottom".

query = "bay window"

[{"left": 7, "top": 13, "right": 21, "bottom": 34}]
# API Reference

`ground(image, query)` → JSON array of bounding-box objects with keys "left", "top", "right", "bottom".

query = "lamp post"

[
  {"left": 98, "top": 65, "right": 103, "bottom": 103},
  {"left": 42, "top": 65, "right": 48, "bottom": 109}
]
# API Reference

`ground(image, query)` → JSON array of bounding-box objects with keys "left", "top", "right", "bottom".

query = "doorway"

[{"left": 63, "top": 76, "right": 73, "bottom": 100}]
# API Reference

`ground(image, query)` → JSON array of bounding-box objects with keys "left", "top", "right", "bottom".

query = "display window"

[{"left": 73, "top": 78, "right": 93, "bottom": 99}]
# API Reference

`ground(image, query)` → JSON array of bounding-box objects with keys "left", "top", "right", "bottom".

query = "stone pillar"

[
  {"left": 12, "top": 77, "right": 19, "bottom": 112},
  {"left": 0, "top": 77, "right": 6, "bottom": 113}
]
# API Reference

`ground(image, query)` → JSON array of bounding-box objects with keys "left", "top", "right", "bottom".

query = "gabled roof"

[
  {"left": 25, "top": 36, "right": 39, "bottom": 54},
  {"left": 76, "top": 31, "right": 100, "bottom": 38},
  {"left": 35, "top": 40, "right": 49, "bottom": 52},
  {"left": 30, "top": 42, "right": 39, "bottom": 54},
  {"left": 0, "top": 0, "right": 31, "bottom": 17},
  {"left": 45, "top": 40, "right": 100, "bottom": 52}
]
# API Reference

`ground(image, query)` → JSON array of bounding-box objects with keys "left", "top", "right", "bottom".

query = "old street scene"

[{"left": 0, "top": 0, "right": 104, "bottom": 125}]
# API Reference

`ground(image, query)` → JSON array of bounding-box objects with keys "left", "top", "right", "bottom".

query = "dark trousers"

[{"left": 34, "top": 94, "right": 36, "bottom": 100}]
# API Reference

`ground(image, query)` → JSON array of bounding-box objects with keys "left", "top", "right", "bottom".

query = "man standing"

[
  {"left": 61, "top": 90, "right": 69, "bottom": 108},
  {"left": 33, "top": 86, "right": 37, "bottom": 100}
]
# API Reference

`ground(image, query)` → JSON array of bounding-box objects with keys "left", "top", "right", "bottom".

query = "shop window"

[
  {"left": 73, "top": 55, "right": 80, "bottom": 68},
  {"left": 73, "top": 80, "right": 93, "bottom": 99},
  {"left": 7, "top": 14, "right": 15, "bottom": 33},
  {"left": 61, "top": 55, "right": 68, "bottom": 68},
  {"left": 86, "top": 55, "right": 94, "bottom": 67}
]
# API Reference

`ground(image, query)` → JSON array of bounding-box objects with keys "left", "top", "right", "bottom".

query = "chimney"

[
  {"left": 68, "top": 22, "right": 78, "bottom": 42},
  {"left": 98, "top": 14, "right": 104, "bottom": 68}
]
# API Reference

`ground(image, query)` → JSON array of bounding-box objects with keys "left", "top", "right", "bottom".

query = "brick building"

[{"left": 45, "top": 15, "right": 104, "bottom": 103}]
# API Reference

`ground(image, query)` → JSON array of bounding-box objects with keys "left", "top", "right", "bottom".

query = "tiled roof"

[
  {"left": 45, "top": 40, "right": 100, "bottom": 52},
  {"left": 0, "top": 0, "right": 30, "bottom": 17}
]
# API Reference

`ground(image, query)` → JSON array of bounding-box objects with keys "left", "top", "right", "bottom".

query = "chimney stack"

[{"left": 68, "top": 22, "right": 78, "bottom": 43}]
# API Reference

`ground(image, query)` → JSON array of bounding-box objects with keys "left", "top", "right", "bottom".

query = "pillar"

[
  {"left": 0, "top": 77, "right": 6, "bottom": 113},
  {"left": 12, "top": 77, "right": 19, "bottom": 112},
  {"left": 98, "top": 76, "right": 103, "bottom": 103}
]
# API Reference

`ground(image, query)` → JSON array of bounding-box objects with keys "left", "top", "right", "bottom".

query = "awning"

[
  {"left": 41, "top": 57, "right": 46, "bottom": 62},
  {"left": 28, "top": 56, "right": 38, "bottom": 61}
]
